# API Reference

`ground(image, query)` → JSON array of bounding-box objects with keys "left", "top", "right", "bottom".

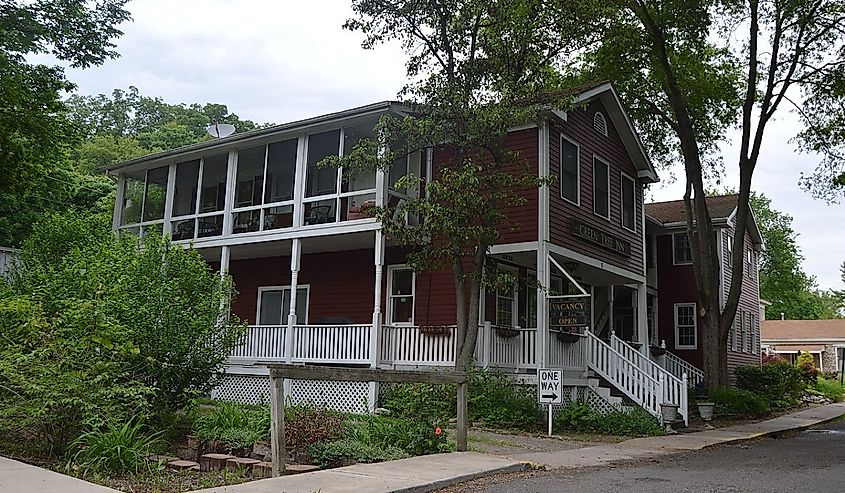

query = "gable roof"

[
  {"left": 645, "top": 193, "right": 764, "bottom": 249},
  {"left": 645, "top": 194, "right": 740, "bottom": 224},
  {"left": 761, "top": 319, "right": 845, "bottom": 342}
]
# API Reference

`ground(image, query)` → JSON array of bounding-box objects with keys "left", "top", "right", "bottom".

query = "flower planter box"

[
  {"left": 650, "top": 346, "right": 667, "bottom": 356},
  {"left": 495, "top": 327, "right": 520, "bottom": 338},
  {"left": 554, "top": 330, "right": 581, "bottom": 343},
  {"left": 419, "top": 325, "right": 451, "bottom": 336}
]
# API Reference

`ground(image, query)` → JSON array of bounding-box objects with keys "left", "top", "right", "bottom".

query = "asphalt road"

[{"left": 442, "top": 419, "right": 845, "bottom": 493}]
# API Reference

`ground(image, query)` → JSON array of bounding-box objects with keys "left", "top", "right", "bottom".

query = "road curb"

[{"left": 387, "top": 462, "right": 531, "bottom": 493}]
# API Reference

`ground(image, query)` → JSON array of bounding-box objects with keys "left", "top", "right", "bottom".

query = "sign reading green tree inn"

[{"left": 571, "top": 219, "right": 631, "bottom": 255}]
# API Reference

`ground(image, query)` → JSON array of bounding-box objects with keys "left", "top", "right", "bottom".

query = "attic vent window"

[{"left": 593, "top": 112, "right": 608, "bottom": 136}]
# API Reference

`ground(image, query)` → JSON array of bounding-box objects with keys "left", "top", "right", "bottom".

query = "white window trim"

[
  {"left": 387, "top": 265, "right": 415, "bottom": 326},
  {"left": 495, "top": 264, "right": 519, "bottom": 328},
  {"left": 256, "top": 284, "right": 310, "bottom": 325},
  {"left": 592, "top": 155, "right": 611, "bottom": 221},
  {"left": 674, "top": 303, "right": 698, "bottom": 350},
  {"left": 620, "top": 171, "right": 636, "bottom": 232},
  {"left": 672, "top": 232, "right": 693, "bottom": 265},
  {"left": 559, "top": 134, "right": 580, "bottom": 206},
  {"left": 726, "top": 232, "right": 734, "bottom": 267}
]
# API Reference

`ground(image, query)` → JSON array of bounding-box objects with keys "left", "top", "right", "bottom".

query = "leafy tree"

[
  {"left": 3, "top": 210, "right": 247, "bottom": 432},
  {"left": 752, "top": 193, "right": 842, "bottom": 319},
  {"left": 563, "top": 0, "right": 845, "bottom": 387},
  {"left": 338, "top": 0, "right": 584, "bottom": 369}
]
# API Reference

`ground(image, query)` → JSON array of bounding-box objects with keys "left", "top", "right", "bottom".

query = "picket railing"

[
  {"left": 547, "top": 333, "right": 588, "bottom": 371},
  {"left": 662, "top": 348, "right": 705, "bottom": 387},
  {"left": 230, "top": 324, "right": 370, "bottom": 364},
  {"left": 610, "top": 333, "right": 688, "bottom": 425},
  {"left": 380, "top": 325, "right": 457, "bottom": 366},
  {"left": 482, "top": 325, "right": 537, "bottom": 369},
  {"left": 584, "top": 329, "right": 662, "bottom": 419}
]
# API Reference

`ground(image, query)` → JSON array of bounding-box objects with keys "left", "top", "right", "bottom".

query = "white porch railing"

[
  {"left": 610, "top": 332, "right": 688, "bottom": 425},
  {"left": 547, "top": 333, "right": 588, "bottom": 371},
  {"left": 480, "top": 325, "right": 537, "bottom": 369},
  {"left": 380, "top": 325, "right": 456, "bottom": 366},
  {"left": 585, "top": 329, "right": 662, "bottom": 420},
  {"left": 230, "top": 324, "right": 370, "bottom": 364},
  {"left": 661, "top": 349, "right": 705, "bottom": 388}
]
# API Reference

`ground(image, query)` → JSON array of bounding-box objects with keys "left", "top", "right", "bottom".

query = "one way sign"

[{"left": 538, "top": 368, "right": 562, "bottom": 405}]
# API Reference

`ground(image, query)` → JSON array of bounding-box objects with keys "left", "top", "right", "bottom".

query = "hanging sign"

[{"left": 549, "top": 298, "right": 589, "bottom": 330}]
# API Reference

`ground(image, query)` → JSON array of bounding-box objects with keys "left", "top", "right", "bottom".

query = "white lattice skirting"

[
  {"left": 549, "top": 386, "right": 622, "bottom": 416},
  {"left": 212, "top": 374, "right": 371, "bottom": 414}
]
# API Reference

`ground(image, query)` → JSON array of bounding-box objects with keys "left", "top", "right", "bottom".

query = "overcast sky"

[{"left": 52, "top": 0, "right": 844, "bottom": 290}]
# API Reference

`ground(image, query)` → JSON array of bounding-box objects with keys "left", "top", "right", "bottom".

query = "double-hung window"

[
  {"left": 674, "top": 303, "right": 697, "bottom": 349},
  {"left": 745, "top": 312, "right": 753, "bottom": 353},
  {"left": 257, "top": 286, "right": 309, "bottom": 325},
  {"left": 593, "top": 157, "right": 610, "bottom": 219},
  {"left": 726, "top": 232, "right": 733, "bottom": 267},
  {"left": 621, "top": 173, "right": 636, "bottom": 231},
  {"left": 496, "top": 267, "right": 518, "bottom": 328},
  {"left": 388, "top": 266, "right": 415, "bottom": 325},
  {"left": 673, "top": 233, "right": 693, "bottom": 264},
  {"left": 560, "top": 136, "right": 579, "bottom": 204}
]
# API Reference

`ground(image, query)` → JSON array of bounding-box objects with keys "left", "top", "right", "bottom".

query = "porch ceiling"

[{"left": 196, "top": 231, "right": 377, "bottom": 262}]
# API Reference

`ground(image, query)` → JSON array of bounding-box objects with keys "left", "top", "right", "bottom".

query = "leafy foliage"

[
  {"left": 555, "top": 402, "right": 664, "bottom": 437},
  {"left": 308, "top": 439, "right": 409, "bottom": 468},
  {"left": 809, "top": 377, "right": 845, "bottom": 402},
  {"left": 735, "top": 361, "right": 804, "bottom": 407},
  {"left": 796, "top": 352, "right": 821, "bottom": 385},
  {"left": 0, "top": 211, "right": 245, "bottom": 454},
  {"left": 709, "top": 388, "right": 770, "bottom": 417},
  {"left": 285, "top": 405, "right": 346, "bottom": 461},
  {"left": 381, "top": 368, "right": 540, "bottom": 430},
  {"left": 68, "top": 421, "right": 163, "bottom": 476},
  {"left": 192, "top": 402, "right": 270, "bottom": 451},
  {"left": 343, "top": 415, "right": 451, "bottom": 457}
]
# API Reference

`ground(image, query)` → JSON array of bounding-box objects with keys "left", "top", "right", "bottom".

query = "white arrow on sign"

[{"left": 538, "top": 368, "right": 563, "bottom": 405}]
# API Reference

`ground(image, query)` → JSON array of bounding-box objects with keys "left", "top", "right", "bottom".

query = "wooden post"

[
  {"left": 269, "top": 374, "right": 286, "bottom": 477},
  {"left": 457, "top": 381, "right": 468, "bottom": 452}
]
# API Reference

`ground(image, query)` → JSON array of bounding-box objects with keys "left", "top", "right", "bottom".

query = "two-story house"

[
  {"left": 105, "top": 82, "right": 747, "bottom": 424},
  {"left": 645, "top": 195, "right": 764, "bottom": 384}
]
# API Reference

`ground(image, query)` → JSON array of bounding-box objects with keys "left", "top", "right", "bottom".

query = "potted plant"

[
  {"left": 697, "top": 401, "right": 716, "bottom": 428},
  {"left": 419, "top": 325, "right": 451, "bottom": 336},
  {"left": 650, "top": 345, "right": 667, "bottom": 356},
  {"left": 660, "top": 402, "right": 680, "bottom": 433},
  {"left": 555, "top": 329, "right": 581, "bottom": 343}
]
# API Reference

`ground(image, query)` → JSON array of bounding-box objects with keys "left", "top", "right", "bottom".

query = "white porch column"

[
  {"left": 219, "top": 245, "right": 231, "bottom": 277},
  {"left": 536, "top": 246, "right": 550, "bottom": 369},
  {"left": 112, "top": 174, "right": 125, "bottom": 231},
  {"left": 608, "top": 285, "right": 615, "bottom": 335},
  {"left": 285, "top": 239, "right": 301, "bottom": 364},
  {"left": 368, "top": 230, "right": 386, "bottom": 411},
  {"left": 637, "top": 283, "right": 649, "bottom": 357}
]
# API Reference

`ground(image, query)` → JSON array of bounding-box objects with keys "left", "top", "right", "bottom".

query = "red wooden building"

[{"left": 106, "top": 83, "right": 760, "bottom": 422}]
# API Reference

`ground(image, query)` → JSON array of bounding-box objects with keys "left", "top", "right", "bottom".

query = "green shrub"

[
  {"left": 381, "top": 368, "right": 541, "bottom": 430},
  {"left": 343, "top": 415, "right": 451, "bottom": 456},
  {"left": 68, "top": 421, "right": 163, "bottom": 476},
  {"left": 810, "top": 377, "right": 845, "bottom": 402},
  {"left": 709, "top": 387, "right": 770, "bottom": 417},
  {"left": 381, "top": 382, "right": 456, "bottom": 423},
  {"left": 467, "top": 369, "right": 541, "bottom": 429},
  {"left": 308, "top": 438, "right": 408, "bottom": 468},
  {"left": 735, "top": 361, "right": 804, "bottom": 407},
  {"left": 555, "top": 402, "right": 663, "bottom": 437},
  {"left": 192, "top": 401, "right": 269, "bottom": 451},
  {"left": 796, "top": 352, "right": 820, "bottom": 385},
  {"left": 285, "top": 405, "right": 346, "bottom": 460}
]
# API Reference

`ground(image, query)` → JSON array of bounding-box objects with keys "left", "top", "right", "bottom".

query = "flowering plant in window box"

[
  {"left": 553, "top": 327, "right": 583, "bottom": 343},
  {"left": 494, "top": 326, "right": 520, "bottom": 338},
  {"left": 419, "top": 325, "right": 451, "bottom": 336}
]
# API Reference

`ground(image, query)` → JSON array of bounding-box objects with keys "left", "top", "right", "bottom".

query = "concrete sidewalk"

[
  {"left": 0, "top": 456, "right": 118, "bottom": 493},
  {"left": 514, "top": 402, "right": 845, "bottom": 469},
  {"left": 192, "top": 452, "right": 526, "bottom": 493}
]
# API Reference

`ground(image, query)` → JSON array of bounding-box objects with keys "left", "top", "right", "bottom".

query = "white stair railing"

[
  {"left": 661, "top": 345, "right": 705, "bottom": 388},
  {"left": 610, "top": 333, "right": 688, "bottom": 425},
  {"left": 584, "top": 329, "right": 662, "bottom": 419}
]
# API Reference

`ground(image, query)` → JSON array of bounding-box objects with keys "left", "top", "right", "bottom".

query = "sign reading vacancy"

[
  {"left": 538, "top": 369, "right": 563, "bottom": 404},
  {"left": 549, "top": 298, "right": 589, "bottom": 330},
  {"left": 571, "top": 218, "right": 631, "bottom": 256}
]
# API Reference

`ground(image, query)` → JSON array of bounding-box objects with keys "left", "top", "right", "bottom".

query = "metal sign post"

[{"left": 538, "top": 368, "right": 563, "bottom": 436}]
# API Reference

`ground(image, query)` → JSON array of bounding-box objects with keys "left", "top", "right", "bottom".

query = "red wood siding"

[
  {"left": 548, "top": 101, "right": 645, "bottom": 275},
  {"left": 655, "top": 226, "right": 762, "bottom": 378},
  {"left": 227, "top": 248, "right": 460, "bottom": 326},
  {"left": 430, "top": 128, "right": 539, "bottom": 246}
]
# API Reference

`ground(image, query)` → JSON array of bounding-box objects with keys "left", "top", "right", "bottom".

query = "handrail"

[
  {"left": 584, "top": 329, "right": 662, "bottom": 419},
  {"left": 610, "top": 333, "right": 688, "bottom": 425},
  {"left": 662, "top": 349, "right": 705, "bottom": 387}
]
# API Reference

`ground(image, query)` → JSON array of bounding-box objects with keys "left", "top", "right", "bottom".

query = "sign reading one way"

[{"left": 538, "top": 368, "right": 562, "bottom": 405}]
